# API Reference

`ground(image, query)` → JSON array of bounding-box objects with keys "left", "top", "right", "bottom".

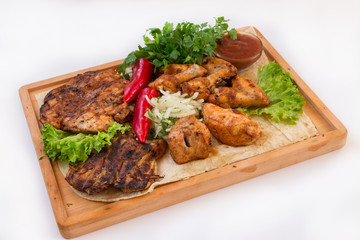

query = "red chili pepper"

[
  {"left": 124, "top": 58, "right": 154, "bottom": 103},
  {"left": 133, "top": 88, "right": 159, "bottom": 143}
]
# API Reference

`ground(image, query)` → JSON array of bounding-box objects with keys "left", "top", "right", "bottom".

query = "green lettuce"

[
  {"left": 41, "top": 122, "right": 131, "bottom": 164},
  {"left": 239, "top": 62, "right": 305, "bottom": 124}
]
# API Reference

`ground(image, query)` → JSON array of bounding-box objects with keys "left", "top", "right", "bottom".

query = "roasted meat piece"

[
  {"left": 201, "top": 57, "right": 238, "bottom": 86},
  {"left": 40, "top": 68, "right": 130, "bottom": 133},
  {"left": 167, "top": 115, "right": 211, "bottom": 164},
  {"left": 209, "top": 75, "right": 270, "bottom": 108},
  {"left": 202, "top": 103, "right": 261, "bottom": 146},
  {"left": 65, "top": 133, "right": 167, "bottom": 194},
  {"left": 180, "top": 77, "right": 211, "bottom": 100},
  {"left": 181, "top": 57, "right": 237, "bottom": 100},
  {"left": 149, "top": 64, "right": 207, "bottom": 92}
]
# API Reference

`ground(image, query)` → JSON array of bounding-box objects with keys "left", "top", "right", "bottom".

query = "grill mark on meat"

[
  {"left": 65, "top": 133, "right": 167, "bottom": 195},
  {"left": 40, "top": 68, "right": 130, "bottom": 133}
]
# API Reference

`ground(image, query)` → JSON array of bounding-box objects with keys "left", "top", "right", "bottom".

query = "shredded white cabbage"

[{"left": 145, "top": 90, "right": 204, "bottom": 139}]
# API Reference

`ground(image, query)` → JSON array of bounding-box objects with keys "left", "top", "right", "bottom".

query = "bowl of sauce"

[{"left": 215, "top": 32, "right": 263, "bottom": 71}]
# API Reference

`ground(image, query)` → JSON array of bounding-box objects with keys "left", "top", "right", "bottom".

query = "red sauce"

[{"left": 215, "top": 32, "right": 262, "bottom": 69}]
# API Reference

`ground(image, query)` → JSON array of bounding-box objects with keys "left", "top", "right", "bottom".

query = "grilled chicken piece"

[
  {"left": 181, "top": 57, "right": 237, "bottom": 100},
  {"left": 167, "top": 116, "right": 211, "bottom": 164},
  {"left": 40, "top": 68, "right": 130, "bottom": 133},
  {"left": 209, "top": 75, "right": 270, "bottom": 108},
  {"left": 201, "top": 57, "right": 238, "bottom": 86},
  {"left": 202, "top": 103, "right": 261, "bottom": 146},
  {"left": 180, "top": 77, "right": 211, "bottom": 100},
  {"left": 149, "top": 64, "right": 207, "bottom": 92},
  {"left": 148, "top": 75, "right": 179, "bottom": 93},
  {"left": 66, "top": 133, "right": 167, "bottom": 194}
]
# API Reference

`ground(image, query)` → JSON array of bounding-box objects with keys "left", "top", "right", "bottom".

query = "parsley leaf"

[{"left": 119, "top": 17, "right": 236, "bottom": 78}]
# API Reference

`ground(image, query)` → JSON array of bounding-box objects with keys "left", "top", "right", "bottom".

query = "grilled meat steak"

[
  {"left": 40, "top": 68, "right": 130, "bottom": 133},
  {"left": 66, "top": 132, "right": 167, "bottom": 194}
]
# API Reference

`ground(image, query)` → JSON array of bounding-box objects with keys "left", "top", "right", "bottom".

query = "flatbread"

[{"left": 36, "top": 27, "right": 318, "bottom": 202}]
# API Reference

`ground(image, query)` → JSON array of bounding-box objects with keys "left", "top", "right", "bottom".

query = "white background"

[{"left": 1, "top": 0, "right": 360, "bottom": 239}]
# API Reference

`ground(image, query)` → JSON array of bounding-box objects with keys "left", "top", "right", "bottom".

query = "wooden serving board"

[{"left": 19, "top": 28, "right": 347, "bottom": 238}]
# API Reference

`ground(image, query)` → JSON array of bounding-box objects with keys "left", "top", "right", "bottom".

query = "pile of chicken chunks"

[{"left": 149, "top": 57, "right": 269, "bottom": 164}]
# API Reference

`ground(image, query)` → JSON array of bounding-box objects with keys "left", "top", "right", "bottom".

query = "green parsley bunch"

[{"left": 119, "top": 17, "right": 237, "bottom": 78}]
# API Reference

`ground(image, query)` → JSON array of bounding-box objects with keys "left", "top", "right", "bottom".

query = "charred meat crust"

[
  {"left": 40, "top": 68, "right": 130, "bottom": 133},
  {"left": 65, "top": 133, "right": 167, "bottom": 195}
]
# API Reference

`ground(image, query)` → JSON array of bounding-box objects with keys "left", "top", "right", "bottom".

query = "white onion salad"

[{"left": 145, "top": 90, "right": 204, "bottom": 139}]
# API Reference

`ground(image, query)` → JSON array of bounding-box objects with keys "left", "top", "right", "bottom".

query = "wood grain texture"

[{"left": 19, "top": 27, "right": 347, "bottom": 238}]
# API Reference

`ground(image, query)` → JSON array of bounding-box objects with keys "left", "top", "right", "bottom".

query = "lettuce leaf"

[
  {"left": 41, "top": 122, "right": 131, "bottom": 164},
  {"left": 239, "top": 62, "right": 305, "bottom": 124}
]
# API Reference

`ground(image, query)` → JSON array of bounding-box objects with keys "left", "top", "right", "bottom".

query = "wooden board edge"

[
  {"left": 19, "top": 86, "right": 69, "bottom": 225},
  {"left": 19, "top": 59, "right": 125, "bottom": 93},
  {"left": 55, "top": 126, "right": 347, "bottom": 238}
]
